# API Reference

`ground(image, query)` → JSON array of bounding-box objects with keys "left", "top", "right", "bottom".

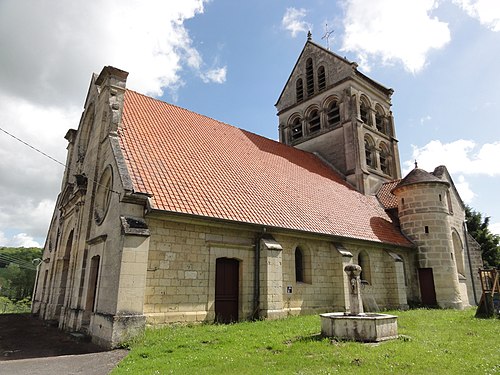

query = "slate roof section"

[
  {"left": 118, "top": 90, "right": 413, "bottom": 247},
  {"left": 392, "top": 168, "right": 450, "bottom": 193}
]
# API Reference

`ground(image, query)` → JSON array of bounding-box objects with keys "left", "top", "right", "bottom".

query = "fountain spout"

[{"left": 344, "top": 264, "right": 364, "bottom": 316}]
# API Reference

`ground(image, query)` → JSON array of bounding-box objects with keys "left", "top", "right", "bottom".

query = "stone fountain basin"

[{"left": 320, "top": 312, "right": 398, "bottom": 342}]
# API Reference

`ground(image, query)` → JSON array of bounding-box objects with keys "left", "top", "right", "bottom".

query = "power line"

[
  {"left": 0, "top": 252, "right": 38, "bottom": 268},
  {"left": 0, "top": 254, "right": 37, "bottom": 271},
  {"left": 0, "top": 125, "right": 121, "bottom": 196},
  {"left": 0, "top": 126, "right": 66, "bottom": 167}
]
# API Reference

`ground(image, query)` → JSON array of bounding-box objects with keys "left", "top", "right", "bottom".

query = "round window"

[{"left": 94, "top": 166, "right": 113, "bottom": 225}]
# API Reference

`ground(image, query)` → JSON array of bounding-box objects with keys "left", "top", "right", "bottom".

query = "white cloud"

[
  {"left": 490, "top": 222, "right": 500, "bottom": 236},
  {"left": 0, "top": 231, "right": 41, "bottom": 248},
  {"left": 453, "top": 0, "right": 500, "bottom": 31},
  {"left": 403, "top": 140, "right": 500, "bottom": 176},
  {"left": 420, "top": 115, "right": 432, "bottom": 125},
  {"left": 341, "top": 0, "right": 451, "bottom": 73},
  {"left": 10, "top": 234, "right": 41, "bottom": 248},
  {"left": 200, "top": 66, "right": 227, "bottom": 83},
  {"left": 454, "top": 175, "right": 476, "bottom": 203},
  {"left": 0, "top": 0, "right": 220, "bottom": 246},
  {"left": 282, "top": 8, "right": 311, "bottom": 38}
]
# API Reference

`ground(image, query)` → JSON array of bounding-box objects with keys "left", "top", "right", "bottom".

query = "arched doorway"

[
  {"left": 57, "top": 230, "right": 73, "bottom": 308},
  {"left": 215, "top": 258, "right": 239, "bottom": 323}
]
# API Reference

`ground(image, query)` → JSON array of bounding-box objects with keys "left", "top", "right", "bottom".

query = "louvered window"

[
  {"left": 308, "top": 110, "right": 320, "bottom": 133},
  {"left": 375, "top": 112, "right": 384, "bottom": 133},
  {"left": 306, "top": 58, "right": 314, "bottom": 96},
  {"left": 365, "top": 138, "right": 375, "bottom": 168},
  {"left": 291, "top": 118, "right": 303, "bottom": 140},
  {"left": 380, "top": 144, "right": 390, "bottom": 175},
  {"left": 296, "top": 79, "right": 303, "bottom": 103},
  {"left": 360, "top": 101, "right": 369, "bottom": 124},
  {"left": 327, "top": 101, "right": 340, "bottom": 126},
  {"left": 317, "top": 66, "right": 326, "bottom": 91}
]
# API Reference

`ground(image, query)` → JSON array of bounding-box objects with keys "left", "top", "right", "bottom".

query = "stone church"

[{"left": 32, "top": 37, "right": 483, "bottom": 348}]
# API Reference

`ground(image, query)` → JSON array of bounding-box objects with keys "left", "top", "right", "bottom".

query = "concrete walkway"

[
  {"left": 0, "top": 350, "right": 128, "bottom": 375},
  {"left": 0, "top": 314, "right": 127, "bottom": 374}
]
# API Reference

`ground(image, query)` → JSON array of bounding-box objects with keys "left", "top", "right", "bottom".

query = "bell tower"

[{"left": 275, "top": 35, "right": 401, "bottom": 194}]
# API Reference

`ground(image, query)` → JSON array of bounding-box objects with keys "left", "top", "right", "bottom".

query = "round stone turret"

[{"left": 392, "top": 168, "right": 462, "bottom": 309}]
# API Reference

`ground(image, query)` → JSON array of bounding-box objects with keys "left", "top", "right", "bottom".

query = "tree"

[
  {"left": 0, "top": 247, "right": 42, "bottom": 301},
  {"left": 465, "top": 206, "right": 500, "bottom": 269}
]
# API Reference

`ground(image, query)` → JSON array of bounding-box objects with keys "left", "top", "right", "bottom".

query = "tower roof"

[
  {"left": 392, "top": 167, "right": 450, "bottom": 193},
  {"left": 275, "top": 37, "right": 393, "bottom": 111}
]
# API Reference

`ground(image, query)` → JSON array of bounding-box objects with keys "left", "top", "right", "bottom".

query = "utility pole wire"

[
  {"left": 0, "top": 126, "right": 66, "bottom": 167},
  {"left": 0, "top": 125, "right": 121, "bottom": 196}
]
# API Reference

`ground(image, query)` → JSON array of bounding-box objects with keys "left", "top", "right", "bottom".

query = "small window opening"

[
  {"left": 402, "top": 198, "right": 405, "bottom": 205},
  {"left": 380, "top": 146, "right": 390, "bottom": 175},
  {"left": 295, "top": 248, "right": 304, "bottom": 282},
  {"left": 291, "top": 118, "right": 303, "bottom": 140},
  {"left": 308, "top": 110, "right": 321, "bottom": 133},
  {"left": 365, "top": 139, "right": 375, "bottom": 168},
  {"left": 306, "top": 59, "right": 314, "bottom": 97},
  {"left": 327, "top": 101, "right": 340, "bottom": 126},
  {"left": 425, "top": 226, "right": 429, "bottom": 234},
  {"left": 375, "top": 112, "right": 384, "bottom": 132},
  {"left": 439, "top": 194, "right": 442, "bottom": 202},
  {"left": 296, "top": 79, "right": 303, "bottom": 102},
  {"left": 447, "top": 191, "right": 453, "bottom": 214},
  {"left": 360, "top": 101, "right": 369, "bottom": 124},
  {"left": 317, "top": 66, "right": 326, "bottom": 91}
]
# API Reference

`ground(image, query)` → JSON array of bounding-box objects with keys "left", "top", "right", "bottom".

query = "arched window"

[
  {"left": 358, "top": 250, "right": 372, "bottom": 284},
  {"left": 295, "top": 248, "right": 304, "bottom": 282},
  {"left": 296, "top": 79, "right": 304, "bottom": 103},
  {"left": 308, "top": 109, "right": 321, "bottom": 133},
  {"left": 360, "top": 98, "right": 370, "bottom": 124},
  {"left": 364, "top": 136, "right": 376, "bottom": 168},
  {"left": 290, "top": 117, "right": 303, "bottom": 141},
  {"left": 327, "top": 100, "right": 340, "bottom": 126},
  {"left": 77, "top": 107, "right": 95, "bottom": 163},
  {"left": 379, "top": 143, "right": 390, "bottom": 175},
  {"left": 306, "top": 58, "right": 314, "bottom": 97},
  {"left": 317, "top": 66, "right": 326, "bottom": 91}
]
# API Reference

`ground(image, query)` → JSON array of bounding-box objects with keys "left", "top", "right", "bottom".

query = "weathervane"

[{"left": 322, "top": 23, "right": 334, "bottom": 50}]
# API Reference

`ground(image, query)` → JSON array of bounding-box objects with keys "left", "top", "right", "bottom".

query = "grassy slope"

[{"left": 113, "top": 309, "right": 499, "bottom": 375}]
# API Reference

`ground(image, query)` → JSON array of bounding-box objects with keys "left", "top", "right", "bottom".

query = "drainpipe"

[
  {"left": 253, "top": 229, "right": 265, "bottom": 320},
  {"left": 463, "top": 221, "right": 478, "bottom": 305}
]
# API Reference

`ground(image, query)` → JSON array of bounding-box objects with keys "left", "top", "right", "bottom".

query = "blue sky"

[{"left": 0, "top": 0, "right": 499, "bottom": 247}]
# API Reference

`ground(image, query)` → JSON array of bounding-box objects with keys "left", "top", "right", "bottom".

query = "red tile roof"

[
  {"left": 376, "top": 180, "right": 401, "bottom": 209},
  {"left": 118, "top": 90, "right": 413, "bottom": 247}
]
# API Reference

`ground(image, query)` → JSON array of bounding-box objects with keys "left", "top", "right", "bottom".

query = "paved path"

[
  {"left": 0, "top": 350, "right": 128, "bottom": 375},
  {"left": 0, "top": 314, "right": 127, "bottom": 374}
]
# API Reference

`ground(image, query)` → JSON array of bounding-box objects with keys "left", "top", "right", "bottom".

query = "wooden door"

[
  {"left": 215, "top": 258, "right": 239, "bottom": 323},
  {"left": 418, "top": 268, "right": 437, "bottom": 306}
]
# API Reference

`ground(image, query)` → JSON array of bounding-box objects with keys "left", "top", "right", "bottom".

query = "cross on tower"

[{"left": 322, "top": 24, "right": 334, "bottom": 50}]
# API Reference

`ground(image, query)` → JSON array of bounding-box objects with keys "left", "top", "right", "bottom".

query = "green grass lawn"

[{"left": 112, "top": 309, "right": 499, "bottom": 375}]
